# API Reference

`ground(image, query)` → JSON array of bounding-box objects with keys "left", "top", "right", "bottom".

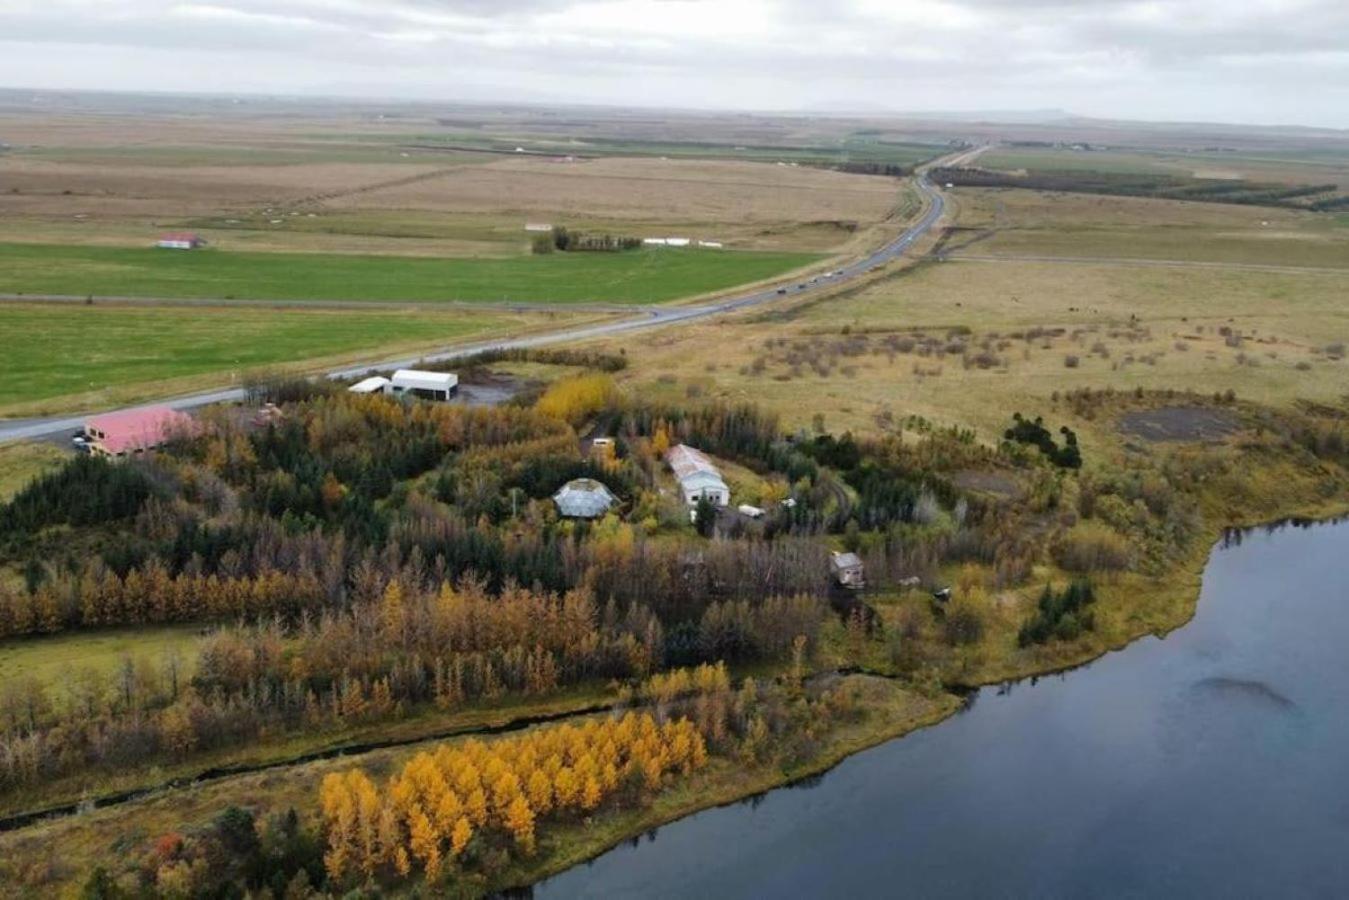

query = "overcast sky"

[{"left": 0, "top": 0, "right": 1346, "bottom": 128}]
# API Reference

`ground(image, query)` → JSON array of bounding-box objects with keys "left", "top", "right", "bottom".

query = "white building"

[
  {"left": 156, "top": 232, "right": 204, "bottom": 250},
  {"left": 524, "top": 223, "right": 553, "bottom": 232},
  {"left": 666, "top": 444, "right": 730, "bottom": 507},
  {"left": 389, "top": 369, "right": 458, "bottom": 402},
  {"left": 348, "top": 376, "right": 391, "bottom": 395},
  {"left": 697, "top": 240, "right": 724, "bottom": 249}
]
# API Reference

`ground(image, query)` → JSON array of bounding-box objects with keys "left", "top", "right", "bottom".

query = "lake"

[{"left": 533, "top": 518, "right": 1349, "bottom": 898}]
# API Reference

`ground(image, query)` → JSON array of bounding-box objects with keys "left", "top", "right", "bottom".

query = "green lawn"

[
  {"left": 0, "top": 625, "right": 204, "bottom": 689},
  {"left": 0, "top": 243, "right": 820, "bottom": 305},
  {"left": 0, "top": 304, "right": 517, "bottom": 406}
]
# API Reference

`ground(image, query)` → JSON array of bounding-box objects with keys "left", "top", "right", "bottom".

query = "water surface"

[{"left": 535, "top": 519, "right": 1349, "bottom": 898}]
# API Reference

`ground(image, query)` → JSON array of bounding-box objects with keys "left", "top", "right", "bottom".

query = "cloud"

[{"left": 0, "top": 0, "right": 1345, "bottom": 126}]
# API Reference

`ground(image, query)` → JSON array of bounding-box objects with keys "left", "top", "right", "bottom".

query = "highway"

[{"left": 0, "top": 157, "right": 956, "bottom": 447}]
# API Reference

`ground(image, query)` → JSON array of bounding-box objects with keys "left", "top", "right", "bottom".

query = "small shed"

[
  {"left": 589, "top": 436, "right": 616, "bottom": 464},
  {"left": 389, "top": 369, "right": 457, "bottom": 402},
  {"left": 553, "top": 478, "right": 618, "bottom": 519},
  {"left": 348, "top": 375, "right": 391, "bottom": 395},
  {"left": 830, "top": 551, "right": 865, "bottom": 589},
  {"left": 156, "top": 232, "right": 204, "bottom": 250}
]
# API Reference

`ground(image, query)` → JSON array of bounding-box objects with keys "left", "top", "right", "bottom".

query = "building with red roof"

[{"left": 86, "top": 406, "right": 194, "bottom": 456}]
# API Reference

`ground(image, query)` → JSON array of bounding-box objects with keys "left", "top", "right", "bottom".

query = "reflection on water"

[{"left": 532, "top": 519, "right": 1349, "bottom": 899}]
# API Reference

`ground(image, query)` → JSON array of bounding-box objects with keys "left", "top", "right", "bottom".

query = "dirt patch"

[
  {"left": 952, "top": 469, "right": 1021, "bottom": 498},
  {"left": 1118, "top": 406, "right": 1241, "bottom": 442}
]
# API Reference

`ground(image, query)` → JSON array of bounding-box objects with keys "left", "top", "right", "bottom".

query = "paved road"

[{"left": 0, "top": 158, "right": 956, "bottom": 447}]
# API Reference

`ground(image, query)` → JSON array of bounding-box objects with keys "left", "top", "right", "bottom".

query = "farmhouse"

[
  {"left": 830, "top": 551, "right": 866, "bottom": 589},
  {"left": 666, "top": 444, "right": 729, "bottom": 507},
  {"left": 553, "top": 478, "right": 618, "bottom": 519},
  {"left": 85, "top": 406, "right": 194, "bottom": 457},
  {"left": 389, "top": 369, "right": 457, "bottom": 402},
  {"left": 156, "top": 232, "right": 204, "bottom": 250}
]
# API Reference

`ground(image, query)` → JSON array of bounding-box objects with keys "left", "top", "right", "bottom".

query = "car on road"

[{"left": 776, "top": 287, "right": 787, "bottom": 295}]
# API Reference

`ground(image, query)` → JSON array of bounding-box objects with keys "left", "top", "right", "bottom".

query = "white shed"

[
  {"left": 349, "top": 376, "right": 391, "bottom": 394},
  {"left": 389, "top": 369, "right": 458, "bottom": 402}
]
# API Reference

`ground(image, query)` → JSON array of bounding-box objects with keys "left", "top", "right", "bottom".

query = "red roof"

[{"left": 87, "top": 406, "right": 194, "bottom": 454}]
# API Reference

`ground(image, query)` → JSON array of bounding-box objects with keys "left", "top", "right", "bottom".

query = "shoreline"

[{"left": 497, "top": 499, "right": 1349, "bottom": 896}]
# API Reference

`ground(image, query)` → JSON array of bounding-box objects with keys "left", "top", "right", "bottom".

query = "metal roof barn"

[
  {"left": 666, "top": 444, "right": 730, "bottom": 507},
  {"left": 553, "top": 478, "right": 618, "bottom": 519}
]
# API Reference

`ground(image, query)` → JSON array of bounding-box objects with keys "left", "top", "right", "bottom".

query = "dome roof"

[{"left": 552, "top": 478, "right": 618, "bottom": 519}]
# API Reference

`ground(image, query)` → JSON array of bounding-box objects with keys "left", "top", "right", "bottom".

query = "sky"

[{"left": 0, "top": 0, "right": 1346, "bottom": 128}]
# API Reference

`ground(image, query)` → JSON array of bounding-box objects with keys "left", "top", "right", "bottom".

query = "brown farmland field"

[{"left": 0, "top": 113, "right": 909, "bottom": 257}]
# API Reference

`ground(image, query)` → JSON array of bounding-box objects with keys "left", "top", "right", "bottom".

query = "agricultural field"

[
  {"left": 0, "top": 110, "right": 919, "bottom": 257},
  {"left": 0, "top": 302, "right": 552, "bottom": 414},
  {"left": 980, "top": 145, "right": 1349, "bottom": 190},
  {"left": 0, "top": 243, "right": 820, "bottom": 307},
  {"left": 940, "top": 187, "right": 1349, "bottom": 268}
]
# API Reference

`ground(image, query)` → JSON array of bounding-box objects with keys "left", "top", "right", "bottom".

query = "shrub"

[
  {"left": 1018, "top": 580, "right": 1096, "bottom": 646},
  {"left": 535, "top": 374, "right": 618, "bottom": 426},
  {"left": 1053, "top": 521, "right": 1132, "bottom": 572},
  {"left": 1064, "top": 355, "right": 1080, "bottom": 368}
]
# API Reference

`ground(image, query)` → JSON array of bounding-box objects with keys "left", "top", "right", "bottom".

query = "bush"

[
  {"left": 1053, "top": 521, "right": 1132, "bottom": 572},
  {"left": 1018, "top": 580, "right": 1096, "bottom": 646},
  {"left": 941, "top": 598, "right": 985, "bottom": 646},
  {"left": 534, "top": 373, "right": 618, "bottom": 426}
]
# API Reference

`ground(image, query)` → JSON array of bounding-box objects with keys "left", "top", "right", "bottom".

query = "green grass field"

[
  {"left": 0, "top": 443, "right": 65, "bottom": 502},
  {"left": 0, "top": 303, "right": 522, "bottom": 407},
  {"left": 0, "top": 243, "right": 820, "bottom": 306},
  {"left": 0, "top": 625, "right": 204, "bottom": 688}
]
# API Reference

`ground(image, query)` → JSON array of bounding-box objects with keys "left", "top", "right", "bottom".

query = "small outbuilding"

[
  {"left": 830, "top": 551, "right": 866, "bottom": 589},
  {"left": 156, "top": 232, "right": 204, "bottom": 250},
  {"left": 589, "top": 436, "right": 616, "bottom": 465},
  {"left": 348, "top": 376, "right": 392, "bottom": 395},
  {"left": 389, "top": 369, "right": 458, "bottom": 402},
  {"left": 553, "top": 478, "right": 618, "bottom": 519}
]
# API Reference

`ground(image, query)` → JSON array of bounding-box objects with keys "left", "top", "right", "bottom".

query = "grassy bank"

[
  {"left": 0, "top": 676, "right": 959, "bottom": 896},
  {"left": 0, "top": 243, "right": 819, "bottom": 306}
]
